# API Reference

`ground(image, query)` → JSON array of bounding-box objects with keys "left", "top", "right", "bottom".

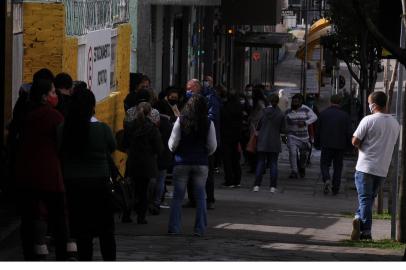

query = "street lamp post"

[{"left": 303, "top": 0, "right": 309, "bottom": 98}]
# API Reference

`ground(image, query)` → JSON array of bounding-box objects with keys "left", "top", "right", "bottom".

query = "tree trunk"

[
  {"left": 396, "top": 0, "right": 406, "bottom": 243},
  {"left": 359, "top": 32, "right": 369, "bottom": 115},
  {"left": 381, "top": 61, "right": 399, "bottom": 215},
  {"left": 388, "top": 61, "right": 400, "bottom": 110},
  {"left": 397, "top": 82, "right": 406, "bottom": 242}
]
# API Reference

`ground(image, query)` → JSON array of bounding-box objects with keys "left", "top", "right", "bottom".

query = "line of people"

[
  {"left": 7, "top": 69, "right": 117, "bottom": 260},
  {"left": 6, "top": 65, "right": 393, "bottom": 260}
]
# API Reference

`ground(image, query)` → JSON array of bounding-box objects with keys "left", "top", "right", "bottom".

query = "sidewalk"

[
  {"left": 0, "top": 41, "right": 402, "bottom": 261},
  {"left": 0, "top": 148, "right": 401, "bottom": 261}
]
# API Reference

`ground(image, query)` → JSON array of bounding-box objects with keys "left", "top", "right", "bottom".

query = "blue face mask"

[{"left": 186, "top": 91, "right": 193, "bottom": 99}]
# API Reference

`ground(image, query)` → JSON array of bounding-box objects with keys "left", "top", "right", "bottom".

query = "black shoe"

[
  {"left": 332, "top": 189, "right": 339, "bottom": 196},
  {"left": 299, "top": 168, "right": 306, "bottom": 178},
  {"left": 207, "top": 202, "right": 215, "bottom": 210},
  {"left": 121, "top": 215, "right": 133, "bottom": 223},
  {"left": 182, "top": 201, "right": 196, "bottom": 208},
  {"left": 360, "top": 233, "right": 372, "bottom": 241},
  {"left": 289, "top": 172, "right": 298, "bottom": 179},
  {"left": 137, "top": 218, "right": 148, "bottom": 224},
  {"left": 323, "top": 181, "right": 331, "bottom": 195}
]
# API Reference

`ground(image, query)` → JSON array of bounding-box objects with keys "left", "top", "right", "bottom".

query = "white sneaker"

[
  {"left": 253, "top": 186, "right": 259, "bottom": 192},
  {"left": 270, "top": 187, "right": 277, "bottom": 193}
]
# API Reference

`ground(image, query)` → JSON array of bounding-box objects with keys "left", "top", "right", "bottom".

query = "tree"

[
  {"left": 325, "top": 0, "right": 382, "bottom": 112},
  {"left": 353, "top": 0, "right": 406, "bottom": 67}
]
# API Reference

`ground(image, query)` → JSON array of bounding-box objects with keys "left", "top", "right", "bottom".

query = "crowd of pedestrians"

[{"left": 3, "top": 65, "right": 401, "bottom": 260}]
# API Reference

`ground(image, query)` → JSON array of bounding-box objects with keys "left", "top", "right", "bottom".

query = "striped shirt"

[{"left": 285, "top": 104, "right": 317, "bottom": 141}]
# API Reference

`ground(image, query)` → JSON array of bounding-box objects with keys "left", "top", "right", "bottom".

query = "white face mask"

[
  {"left": 203, "top": 81, "right": 210, "bottom": 88},
  {"left": 369, "top": 103, "right": 376, "bottom": 113}
]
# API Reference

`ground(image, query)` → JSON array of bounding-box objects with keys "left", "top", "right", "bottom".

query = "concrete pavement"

[
  {"left": 0, "top": 146, "right": 402, "bottom": 261},
  {"left": 0, "top": 41, "right": 402, "bottom": 261}
]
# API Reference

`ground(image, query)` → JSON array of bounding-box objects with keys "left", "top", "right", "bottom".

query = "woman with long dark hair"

[
  {"left": 168, "top": 95, "right": 217, "bottom": 236},
  {"left": 123, "top": 102, "right": 163, "bottom": 224},
  {"left": 59, "top": 89, "right": 117, "bottom": 261},
  {"left": 246, "top": 85, "right": 268, "bottom": 173},
  {"left": 15, "top": 75, "right": 69, "bottom": 261}
]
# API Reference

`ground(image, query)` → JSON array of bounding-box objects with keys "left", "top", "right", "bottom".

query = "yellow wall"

[
  {"left": 62, "top": 37, "right": 78, "bottom": 80},
  {"left": 23, "top": 2, "right": 132, "bottom": 173},
  {"left": 95, "top": 23, "right": 132, "bottom": 172},
  {"left": 23, "top": 3, "right": 65, "bottom": 83}
]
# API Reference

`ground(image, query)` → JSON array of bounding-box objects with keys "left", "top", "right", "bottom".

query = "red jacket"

[{"left": 16, "top": 105, "right": 64, "bottom": 192}]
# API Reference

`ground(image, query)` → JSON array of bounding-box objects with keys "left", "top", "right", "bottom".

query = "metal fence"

[{"left": 63, "top": 0, "right": 129, "bottom": 36}]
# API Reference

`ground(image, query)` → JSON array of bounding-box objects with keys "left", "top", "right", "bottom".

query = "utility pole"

[{"left": 303, "top": 0, "right": 309, "bottom": 98}]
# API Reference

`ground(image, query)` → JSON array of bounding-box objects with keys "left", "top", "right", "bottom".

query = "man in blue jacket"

[{"left": 202, "top": 76, "right": 221, "bottom": 209}]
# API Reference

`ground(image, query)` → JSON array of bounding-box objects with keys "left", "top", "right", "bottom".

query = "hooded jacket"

[
  {"left": 123, "top": 118, "right": 163, "bottom": 179},
  {"left": 256, "top": 106, "right": 286, "bottom": 153}
]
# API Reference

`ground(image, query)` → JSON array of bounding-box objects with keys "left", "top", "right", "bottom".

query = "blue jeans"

[
  {"left": 254, "top": 152, "right": 279, "bottom": 188},
  {"left": 154, "top": 170, "right": 166, "bottom": 208},
  {"left": 168, "top": 165, "right": 208, "bottom": 235},
  {"left": 354, "top": 171, "right": 385, "bottom": 235}
]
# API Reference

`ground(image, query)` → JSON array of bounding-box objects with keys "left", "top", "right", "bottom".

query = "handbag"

[
  {"left": 246, "top": 132, "right": 257, "bottom": 153},
  {"left": 107, "top": 156, "right": 134, "bottom": 213}
]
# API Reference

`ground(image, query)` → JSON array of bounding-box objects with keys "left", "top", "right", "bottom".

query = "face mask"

[
  {"left": 369, "top": 103, "right": 375, "bottom": 113},
  {"left": 168, "top": 99, "right": 178, "bottom": 106},
  {"left": 47, "top": 95, "right": 59, "bottom": 107},
  {"left": 186, "top": 91, "right": 193, "bottom": 99},
  {"left": 203, "top": 81, "right": 210, "bottom": 88},
  {"left": 246, "top": 91, "right": 252, "bottom": 97},
  {"left": 240, "top": 98, "right": 245, "bottom": 105}
]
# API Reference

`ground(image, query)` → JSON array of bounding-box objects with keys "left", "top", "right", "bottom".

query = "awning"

[
  {"left": 296, "top": 18, "right": 331, "bottom": 60},
  {"left": 235, "top": 32, "right": 291, "bottom": 48},
  {"left": 148, "top": 0, "right": 220, "bottom": 5}
]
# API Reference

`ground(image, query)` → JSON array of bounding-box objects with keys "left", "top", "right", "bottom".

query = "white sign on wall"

[{"left": 84, "top": 29, "right": 111, "bottom": 102}]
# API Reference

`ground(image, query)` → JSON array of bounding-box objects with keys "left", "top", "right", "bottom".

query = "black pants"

[
  {"left": 65, "top": 178, "right": 116, "bottom": 261},
  {"left": 222, "top": 141, "right": 242, "bottom": 186},
  {"left": 134, "top": 177, "right": 150, "bottom": 220},
  {"left": 18, "top": 191, "right": 69, "bottom": 261},
  {"left": 187, "top": 155, "right": 215, "bottom": 204},
  {"left": 320, "top": 148, "right": 344, "bottom": 192}
]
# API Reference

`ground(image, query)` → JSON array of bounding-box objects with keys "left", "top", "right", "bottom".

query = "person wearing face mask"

[
  {"left": 285, "top": 93, "right": 317, "bottom": 179},
  {"left": 154, "top": 87, "right": 180, "bottom": 123},
  {"left": 351, "top": 91, "right": 399, "bottom": 241},
  {"left": 15, "top": 77, "right": 69, "bottom": 261}
]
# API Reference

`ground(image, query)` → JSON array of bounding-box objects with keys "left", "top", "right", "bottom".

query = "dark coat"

[
  {"left": 154, "top": 99, "right": 177, "bottom": 123},
  {"left": 316, "top": 105, "right": 352, "bottom": 150},
  {"left": 256, "top": 106, "right": 285, "bottom": 153},
  {"left": 157, "top": 115, "right": 174, "bottom": 170},
  {"left": 15, "top": 105, "right": 65, "bottom": 192},
  {"left": 123, "top": 118, "right": 163, "bottom": 179},
  {"left": 220, "top": 99, "right": 243, "bottom": 144}
]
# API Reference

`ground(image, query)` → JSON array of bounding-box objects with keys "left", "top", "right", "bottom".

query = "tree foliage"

[{"left": 325, "top": 0, "right": 382, "bottom": 110}]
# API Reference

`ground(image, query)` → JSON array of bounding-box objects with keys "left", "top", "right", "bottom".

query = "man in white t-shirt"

[{"left": 351, "top": 91, "right": 400, "bottom": 241}]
